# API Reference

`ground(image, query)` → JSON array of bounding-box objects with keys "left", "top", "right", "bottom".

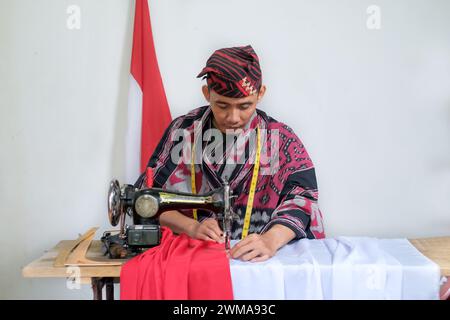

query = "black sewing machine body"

[{"left": 102, "top": 179, "right": 236, "bottom": 258}]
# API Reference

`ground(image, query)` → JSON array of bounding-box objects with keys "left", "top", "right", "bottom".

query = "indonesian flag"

[{"left": 126, "top": 0, "right": 172, "bottom": 183}]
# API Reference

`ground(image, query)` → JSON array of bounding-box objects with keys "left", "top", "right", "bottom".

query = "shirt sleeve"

[
  {"left": 259, "top": 124, "right": 325, "bottom": 241},
  {"left": 133, "top": 116, "right": 182, "bottom": 189},
  {"left": 260, "top": 167, "right": 323, "bottom": 240}
]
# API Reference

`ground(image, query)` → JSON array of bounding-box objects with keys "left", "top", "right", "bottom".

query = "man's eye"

[
  {"left": 240, "top": 104, "right": 251, "bottom": 109},
  {"left": 217, "top": 104, "right": 227, "bottom": 109}
]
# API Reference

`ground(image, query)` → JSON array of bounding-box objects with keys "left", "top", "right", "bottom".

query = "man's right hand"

[{"left": 188, "top": 218, "right": 224, "bottom": 243}]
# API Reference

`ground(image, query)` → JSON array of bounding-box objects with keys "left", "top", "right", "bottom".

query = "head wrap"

[{"left": 197, "top": 45, "right": 262, "bottom": 98}]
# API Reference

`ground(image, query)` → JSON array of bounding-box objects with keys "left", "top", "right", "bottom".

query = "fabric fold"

[{"left": 120, "top": 227, "right": 233, "bottom": 300}]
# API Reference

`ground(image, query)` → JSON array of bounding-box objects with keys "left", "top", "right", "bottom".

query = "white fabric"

[{"left": 229, "top": 237, "right": 440, "bottom": 300}]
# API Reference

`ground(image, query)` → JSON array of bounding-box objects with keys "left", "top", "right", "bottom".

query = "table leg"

[
  {"left": 91, "top": 277, "right": 115, "bottom": 300},
  {"left": 105, "top": 277, "right": 114, "bottom": 300},
  {"left": 91, "top": 277, "right": 104, "bottom": 300}
]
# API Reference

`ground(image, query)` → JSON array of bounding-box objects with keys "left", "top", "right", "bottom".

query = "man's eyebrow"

[
  {"left": 215, "top": 99, "right": 253, "bottom": 105},
  {"left": 215, "top": 100, "right": 230, "bottom": 104}
]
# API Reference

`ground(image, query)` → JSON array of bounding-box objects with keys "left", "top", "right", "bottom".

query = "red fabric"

[
  {"left": 131, "top": 0, "right": 172, "bottom": 172},
  {"left": 120, "top": 227, "right": 234, "bottom": 300}
]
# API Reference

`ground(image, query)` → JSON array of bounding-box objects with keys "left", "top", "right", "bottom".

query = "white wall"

[{"left": 1, "top": 0, "right": 449, "bottom": 299}]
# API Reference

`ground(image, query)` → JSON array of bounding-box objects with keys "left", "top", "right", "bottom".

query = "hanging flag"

[{"left": 126, "top": 0, "right": 172, "bottom": 183}]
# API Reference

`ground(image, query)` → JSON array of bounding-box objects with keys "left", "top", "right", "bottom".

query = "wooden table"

[
  {"left": 22, "top": 237, "right": 450, "bottom": 300},
  {"left": 22, "top": 240, "right": 124, "bottom": 300}
]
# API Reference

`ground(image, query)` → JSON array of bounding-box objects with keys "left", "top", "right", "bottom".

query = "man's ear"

[
  {"left": 202, "top": 85, "right": 210, "bottom": 102},
  {"left": 257, "top": 85, "right": 266, "bottom": 102}
]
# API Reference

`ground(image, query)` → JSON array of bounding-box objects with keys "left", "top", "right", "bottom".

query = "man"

[{"left": 135, "top": 45, "right": 325, "bottom": 262}]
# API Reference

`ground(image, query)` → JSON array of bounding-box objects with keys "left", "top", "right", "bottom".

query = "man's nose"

[{"left": 227, "top": 108, "right": 240, "bottom": 125}]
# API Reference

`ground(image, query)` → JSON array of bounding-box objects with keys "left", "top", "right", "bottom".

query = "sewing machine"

[{"left": 102, "top": 178, "right": 237, "bottom": 258}]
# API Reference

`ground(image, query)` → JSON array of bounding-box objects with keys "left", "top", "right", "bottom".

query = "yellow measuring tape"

[
  {"left": 241, "top": 126, "right": 261, "bottom": 239},
  {"left": 190, "top": 126, "right": 261, "bottom": 240},
  {"left": 191, "top": 136, "right": 198, "bottom": 221}
]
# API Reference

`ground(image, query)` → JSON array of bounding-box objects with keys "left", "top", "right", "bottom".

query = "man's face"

[{"left": 202, "top": 85, "right": 266, "bottom": 133}]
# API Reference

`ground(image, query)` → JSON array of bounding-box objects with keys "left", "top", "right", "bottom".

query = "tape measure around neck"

[
  {"left": 241, "top": 126, "right": 260, "bottom": 239},
  {"left": 190, "top": 126, "right": 261, "bottom": 240},
  {"left": 191, "top": 136, "right": 198, "bottom": 221}
]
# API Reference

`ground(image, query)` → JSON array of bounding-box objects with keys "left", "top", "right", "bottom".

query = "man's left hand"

[
  {"left": 228, "top": 224, "right": 297, "bottom": 262},
  {"left": 229, "top": 233, "right": 276, "bottom": 262}
]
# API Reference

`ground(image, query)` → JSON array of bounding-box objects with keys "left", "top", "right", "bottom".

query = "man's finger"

[
  {"left": 205, "top": 219, "right": 223, "bottom": 237},
  {"left": 250, "top": 255, "right": 270, "bottom": 263},
  {"left": 208, "top": 225, "right": 224, "bottom": 242},
  {"left": 198, "top": 235, "right": 212, "bottom": 242},
  {"left": 231, "top": 242, "right": 255, "bottom": 259},
  {"left": 230, "top": 237, "right": 252, "bottom": 256},
  {"left": 241, "top": 249, "right": 261, "bottom": 262},
  {"left": 205, "top": 227, "right": 223, "bottom": 243}
]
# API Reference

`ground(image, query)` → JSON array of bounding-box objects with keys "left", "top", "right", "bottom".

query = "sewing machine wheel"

[{"left": 108, "top": 179, "right": 122, "bottom": 226}]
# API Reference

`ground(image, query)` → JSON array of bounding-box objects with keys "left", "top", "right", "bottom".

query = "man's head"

[{"left": 197, "top": 45, "right": 266, "bottom": 133}]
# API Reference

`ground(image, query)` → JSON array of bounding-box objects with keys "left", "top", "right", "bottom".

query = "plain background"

[{"left": 0, "top": 0, "right": 449, "bottom": 299}]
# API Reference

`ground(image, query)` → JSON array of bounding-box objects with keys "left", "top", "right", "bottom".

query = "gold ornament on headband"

[{"left": 240, "top": 77, "right": 257, "bottom": 95}]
